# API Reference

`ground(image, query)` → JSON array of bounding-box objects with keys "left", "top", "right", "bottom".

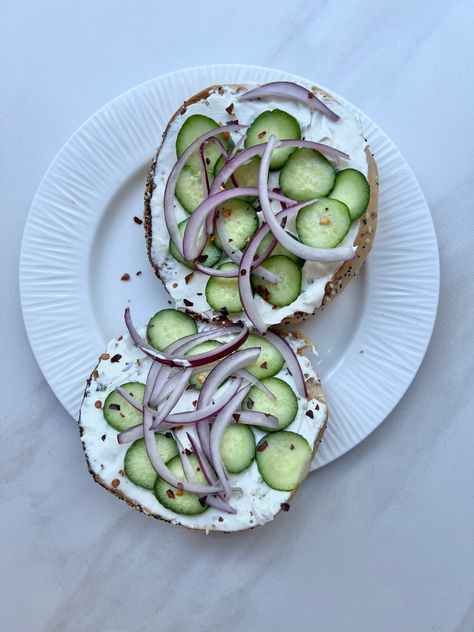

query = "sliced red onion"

[
  {"left": 164, "top": 123, "right": 246, "bottom": 256},
  {"left": 209, "top": 384, "right": 252, "bottom": 498},
  {"left": 234, "top": 410, "right": 278, "bottom": 429},
  {"left": 182, "top": 187, "right": 295, "bottom": 261},
  {"left": 215, "top": 212, "right": 278, "bottom": 284},
  {"left": 235, "top": 369, "right": 276, "bottom": 400},
  {"left": 142, "top": 407, "right": 222, "bottom": 495},
  {"left": 205, "top": 494, "right": 237, "bottom": 514},
  {"left": 186, "top": 432, "right": 218, "bottom": 486},
  {"left": 197, "top": 348, "right": 260, "bottom": 459},
  {"left": 230, "top": 134, "right": 246, "bottom": 157},
  {"left": 238, "top": 200, "right": 317, "bottom": 332},
  {"left": 263, "top": 330, "right": 307, "bottom": 398},
  {"left": 239, "top": 81, "right": 339, "bottom": 121},
  {"left": 210, "top": 140, "right": 348, "bottom": 196},
  {"left": 125, "top": 308, "right": 249, "bottom": 368},
  {"left": 193, "top": 260, "right": 239, "bottom": 277},
  {"left": 174, "top": 434, "right": 197, "bottom": 481},
  {"left": 258, "top": 137, "right": 355, "bottom": 263},
  {"left": 117, "top": 380, "right": 245, "bottom": 445}
]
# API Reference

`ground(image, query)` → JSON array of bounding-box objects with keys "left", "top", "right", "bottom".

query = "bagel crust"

[{"left": 144, "top": 83, "right": 379, "bottom": 327}]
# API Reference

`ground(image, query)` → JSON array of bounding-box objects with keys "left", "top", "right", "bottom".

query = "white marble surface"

[{"left": 1, "top": 1, "right": 474, "bottom": 630}]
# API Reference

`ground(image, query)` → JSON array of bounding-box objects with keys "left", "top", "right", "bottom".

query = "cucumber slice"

[
  {"left": 238, "top": 334, "right": 284, "bottom": 380},
  {"left": 245, "top": 109, "right": 301, "bottom": 170},
  {"left": 213, "top": 199, "right": 259, "bottom": 251},
  {"left": 279, "top": 148, "right": 335, "bottom": 200},
  {"left": 175, "top": 166, "right": 206, "bottom": 214},
  {"left": 256, "top": 232, "right": 304, "bottom": 267},
  {"left": 256, "top": 431, "right": 312, "bottom": 491},
  {"left": 186, "top": 340, "right": 223, "bottom": 390},
  {"left": 214, "top": 153, "right": 261, "bottom": 201},
  {"left": 154, "top": 454, "right": 208, "bottom": 515},
  {"left": 169, "top": 219, "right": 221, "bottom": 270},
  {"left": 205, "top": 262, "right": 242, "bottom": 314},
  {"left": 124, "top": 435, "right": 178, "bottom": 490},
  {"left": 242, "top": 377, "right": 298, "bottom": 432},
  {"left": 251, "top": 255, "right": 302, "bottom": 307},
  {"left": 220, "top": 424, "right": 256, "bottom": 473},
  {"left": 147, "top": 309, "right": 197, "bottom": 351},
  {"left": 329, "top": 168, "right": 370, "bottom": 220},
  {"left": 176, "top": 114, "right": 230, "bottom": 171},
  {"left": 103, "top": 382, "right": 145, "bottom": 432},
  {"left": 296, "top": 198, "right": 351, "bottom": 249}
]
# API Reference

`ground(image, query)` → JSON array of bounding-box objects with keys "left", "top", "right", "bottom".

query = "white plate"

[{"left": 19, "top": 64, "right": 439, "bottom": 470}]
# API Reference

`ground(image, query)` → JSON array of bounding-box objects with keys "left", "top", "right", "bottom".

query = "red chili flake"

[
  {"left": 272, "top": 305, "right": 278, "bottom": 310},
  {"left": 111, "top": 354, "right": 122, "bottom": 363},
  {"left": 172, "top": 282, "right": 178, "bottom": 288},
  {"left": 94, "top": 400, "right": 102, "bottom": 409},
  {"left": 246, "top": 397, "right": 254, "bottom": 409},
  {"left": 280, "top": 502, "right": 290, "bottom": 512},
  {"left": 100, "top": 353, "right": 110, "bottom": 361},
  {"left": 222, "top": 208, "right": 232, "bottom": 218},
  {"left": 192, "top": 400, "right": 197, "bottom": 407},
  {"left": 185, "top": 448, "right": 192, "bottom": 456},
  {"left": 133, "top": 216, "right": 143, "bottom": 225},
  {"left": 218, "top": 516, "right": 224, "bottom": 522},
  {"left": 111, "top": 479, "right": 120, "bottom": 489},
  {"left": 232, "top": 413, "right": 241, "bottom": 422},
  {"left": 136, "top": 271, "right": 142, "bottom": 276},
  {"left": 228, "top": 238, "right": 233, "bottom": 243},
  {"left": 176, "top": 488, "right": 184, "bottom": 497},
  {"left": 222, "top": 131, "right": 231, "bottom": 141},
  {"left": 183, "top": 299, "right": 193, "bottom": 307},
  {"left": 109, "top": 403, "right": 120, "bottom": 411},
  {"left": 166, "top": 489, "right": 175, "bottom": 499},
  {"left": 306, "top": 409, "right": 314, "bottom": 419},
  {"left": 257, "top": 440, "right": 268, "bottom": 452},
  {"left": 225, "top": 103, "right": 235, "bottom": 115},
  {"left": 174, "top": 425, "right": 184, "bottom": 430},
  {"left": 101, "top": 434, "right": 106, "bottom": 441},
  {"left": 206, "top": 157, "right": 210, "bottom": 165},
  {"left": 185, "top": 272, "right": 194, "bottom": 284},
  {"left": 121, "top": 273, "right": 131, "bottom": 282},
  {"left": 240, "top": 269, "right": 247, "bottom": 276},
  {"left": 92, "top": 369, "right": 99, "bottom": 379},
  {"left": 316, "top": 404, "right": 320, "bottom": 410},
  {"left": 198, "top": 254, "right": 208, "bottom": 263},
  {"left": 260, "top": 361, "right": 268, "bottom": 369},
  {"left": 258, "top": 131, "right": 267, "bottom": 139}
]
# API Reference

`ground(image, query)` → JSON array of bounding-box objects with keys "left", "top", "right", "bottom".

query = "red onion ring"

[
  {"left": 263, "top": 331, "right": 307, "bottom": 398},
  {"left": 239, "top": 81, "right": 339, "bottom": 121},
  {"left": 210, "top": 140, "right": 348, "bottom": 196},
  {"left": 234, "top": 410, "right": 279, "bottom": 429},
  {"left": 234, "top": 369, "right": 276, "bottom": 400},
  {"left": 258, "top": 136, "right": 356, "bottom": 263},
  {"left": 125, "top": 308, "right": 249, "bottom": 368},
  {"left": 182, "top": 187, "right": 295, "bottom": 261},
  {"left": 198, "top": 143, "right": 211, "bottom": 195},
  {"left": 237, "top": 199, "right": 316, "bottom": 332},
  {"left": 209, "top": 384, "right": 252, "bottom": 498},
  {"left": 164, "top": 123, "right": 246, "bottom": 256},
  {"left": 197, "top": 347, "right": 261, "bottom": 459}
]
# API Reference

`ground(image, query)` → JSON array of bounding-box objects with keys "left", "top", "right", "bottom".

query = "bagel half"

[
  {"left": 144, "top": 83, "right": 378, "bottom": 327},
  {"left": 78, "top": 326, "right": 328, "bottom": 533}
]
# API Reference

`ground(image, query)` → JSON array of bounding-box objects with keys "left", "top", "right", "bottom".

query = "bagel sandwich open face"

[
  {"left": 79, "top": 309, "right": 327, "bottom": 533},
  {"left": 145, "top": 82, "right": 378, "bottom": 330}
]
